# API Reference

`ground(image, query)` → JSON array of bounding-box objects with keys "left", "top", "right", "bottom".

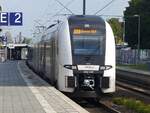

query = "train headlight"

[
  {"left": 64, "top": 65, "right": 77, "bottom": 70},
  {"left": 99, "top": 65, "right": 112, "bottom": 71}
]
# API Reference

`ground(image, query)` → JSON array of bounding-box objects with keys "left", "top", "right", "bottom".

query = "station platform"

[{"left": 0, "top": 61, "right": 89, "bottom": 113}]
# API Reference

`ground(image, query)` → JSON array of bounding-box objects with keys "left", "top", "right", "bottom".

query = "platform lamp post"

[
  {"left": 123, "top": 17, "right": 126, "bottom": 43},
  {"left": 134, "top": 14, "right": 141, "bottom": 63}
]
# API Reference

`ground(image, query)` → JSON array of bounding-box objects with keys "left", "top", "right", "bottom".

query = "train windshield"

[
  {"left": 71, "top": 25, "right": 105, "bottom": 55},
  {"left": 69, "top": 16, "right": 106, "bottom": 56}
]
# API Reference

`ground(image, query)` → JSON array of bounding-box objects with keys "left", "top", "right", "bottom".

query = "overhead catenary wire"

[
  {"left": 53, "top": 0, "right": 76, "bottom": 17},
  {"left": 54, "top": 0, "right": 74, "bottom": 14},
  {"left": 33, "top": 0, "right": 75, "bottom": 39},
  {"left": 34, "top": 20, "right": 44, "bottom": 26},
  {"left": 94, "top": 0, "right": 116, "bottom": 15},
  {"left": 43, "top": 0, "right": 76, "bottom": 25}
]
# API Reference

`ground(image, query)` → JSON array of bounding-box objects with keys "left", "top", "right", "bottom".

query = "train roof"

[
  {"left": 68, "top": 15, "right": 105, "bottom": 23},
  {"left": 46, "top": 15, "right": 105, "bottom": 30}
]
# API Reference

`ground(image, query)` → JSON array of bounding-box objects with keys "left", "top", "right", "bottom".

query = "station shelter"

[{"left": 7, "top": 44, "right": 28, "bottom": 60}]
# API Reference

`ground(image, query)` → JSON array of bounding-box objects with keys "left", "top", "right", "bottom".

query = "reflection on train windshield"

[{"left": 73, "top": 35, "right": 103, "bottom": 55}]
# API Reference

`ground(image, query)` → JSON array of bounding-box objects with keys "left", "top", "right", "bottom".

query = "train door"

[
  {"left": 45, "top": 40, "right": 51, "bottom": 79},
  {"left": 54, "top": 32, "right": 58, "bottom": 83},
  {"left": 42, "top": 42, "right": 46, "bottom": 74},
  {"left": 34, "top": 44, "right": 38, "bottom": 70},
  {"left": 51, "top": 35, "right": 56, "bottom": 85},
  {"left": 37, "top": 43, "right": 41, "bottom": 72}
]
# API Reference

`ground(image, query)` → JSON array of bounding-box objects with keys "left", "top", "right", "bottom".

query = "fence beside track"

[{"left": 116, "top": 49, "right": 150, "bottom": 64}]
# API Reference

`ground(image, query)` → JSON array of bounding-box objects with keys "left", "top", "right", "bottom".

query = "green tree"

[
  {"left": 108, "top": 18, "right": 123, "bottom": 44},
  {"left": 124, "top": 0, "right": 150, "bottom": 49}
]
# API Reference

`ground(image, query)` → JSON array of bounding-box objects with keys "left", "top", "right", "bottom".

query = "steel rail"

[
  {"left": 116, "top": 68, "right": 150, "bottom": 90},
  {"left": 99, "top": 101, "right": 121, "bottom": 113},
  {"left": 116, "top": 68, "right": 150, "bottom": 98}
]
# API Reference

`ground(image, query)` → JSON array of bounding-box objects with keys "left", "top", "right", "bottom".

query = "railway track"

[
  {"left": 98, "top": 101, "right": 121, "bottom": 113},
  {"left": 116, "top": 81, "right": 150, "bottom": 97},
  {"left": 116, "top": 68, "right": 150, "bottom": 101},
  {"left": 74, "top": 98, "right": 121, "bottom": 113},
  {"left": 116, "top": 68, "right": 150, "bottom": 90}
]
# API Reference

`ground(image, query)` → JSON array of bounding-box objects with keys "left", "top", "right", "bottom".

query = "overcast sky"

[{"left": 0, "top": 0, "right": 130, "bottom": 38}]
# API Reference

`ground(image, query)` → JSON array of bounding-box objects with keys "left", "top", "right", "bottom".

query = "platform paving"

[{"left": 0, "top": 61, "right": 89, "bottom": 113}]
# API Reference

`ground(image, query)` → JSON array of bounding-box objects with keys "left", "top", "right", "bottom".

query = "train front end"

[{"left": 58, "top": 15, "right": 116, "bottom": 97}]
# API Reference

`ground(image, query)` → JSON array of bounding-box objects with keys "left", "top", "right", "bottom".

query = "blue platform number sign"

[
  {"left": 0, "top": 12, "right": 8, "bottom": 26},
  {"left": 0, "top": 12, "right": 23, "bottom": 26}
]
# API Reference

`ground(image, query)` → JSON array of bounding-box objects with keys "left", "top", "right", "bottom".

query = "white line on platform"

[{"left": 17, "top": 62, "right": 56, "bottom": 113}]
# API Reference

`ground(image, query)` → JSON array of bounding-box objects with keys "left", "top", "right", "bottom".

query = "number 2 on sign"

[{"left": 15, "top": 13, "right": 21, "bottom": 23}]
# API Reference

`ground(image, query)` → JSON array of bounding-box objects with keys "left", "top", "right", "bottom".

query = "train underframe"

[{"left": 66, "top": 73, "right": 110, "bottom": 98}]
